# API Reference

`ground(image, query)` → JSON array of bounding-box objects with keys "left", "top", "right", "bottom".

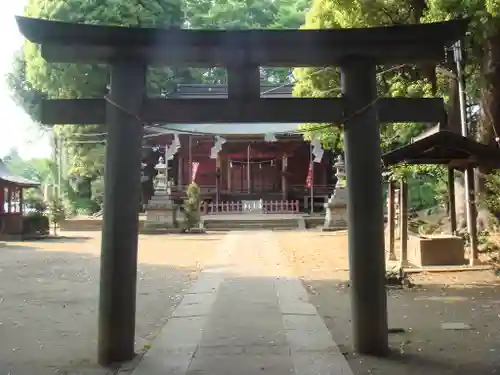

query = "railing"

[
  {"left": 203, "top": 201, "right": 244, "bottom": 214},
  {"left": 262, "top": 200, "right": 300, "bottom": 214},
  {"left": 202, "top": 200, "right": 300, "bottom": 215}
]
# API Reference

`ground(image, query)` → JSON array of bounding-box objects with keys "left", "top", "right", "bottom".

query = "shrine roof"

[
  {"left": 151, "top": 84, "right": 300, "bottom": 135},
  {"left": 148, "top": 123, "right": 301, "bottom": 136},
  {"left": 16, "top": 17, "right": 468, "bottom": 65},
  {"left": 0, "top": 160, "right": 40, "bottom": 187},
  {"left": 382, "top": 129, "right": 500, "bottom": 169}
]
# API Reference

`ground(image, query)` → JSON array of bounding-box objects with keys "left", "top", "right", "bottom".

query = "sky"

[{"left": 0, "top": 2, "right": 52, "bottom": 160}]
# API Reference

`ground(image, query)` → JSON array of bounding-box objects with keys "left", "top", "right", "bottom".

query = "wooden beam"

[
  {"left": 466, "top": 167, "right": 479, "bottom": 265},
  {"left": 17, "top": 17, "right": 468, "bottom": 65},
  {"left": 39, "top": 43, "right": 447, "bottom": 66},
  {"left": 399, "top": 180, "right": 409, "bottom": 267},
  {"left": 447, "top": 167, "right": 457, "bottom": 234},
  {"left": 41, "top": 97, "right": 445, "bottom": 125},
  {"left": 387, "top": 181, "right": 396, "bottom": 260}
]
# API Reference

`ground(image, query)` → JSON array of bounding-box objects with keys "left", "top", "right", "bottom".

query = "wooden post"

[
  {"left": 216, "top": 155, "right": 221, "bottom": 205},
  {"left": 342, "top": 58, "right": 388, "bottom": 356},
  {"left": 400, "top": 180, "right": 409, "bottom": 267},
  {"left": 98, "top": 60, "right": 146, "bottom": 366},
  {"left": 282, "top": 154, "right": 288, "bottom": 200},
  {"left": 188, "top": 135, "right": 192, "bottom": 183},
  {"left": 310, "top": 144, "right": 314, "bottom": 215},
  {"left": 466, "top": 167, "right": 479, "bottom": 265},
  {"left": 388, "top": 181, "right": 396, "bottom": 261},
  {"left": 447, "top": 167, "right": 457, "bottom": 234},
  {"left": 177, "top": 155, "right": 183, "bottom": 189},
  {"left": 7, "top": 187, "right": 11, "bottom": 213},
  {"left": 247, "top": 144, "right": 251, "bottom": 194},
  {"left": 19, "top": 188, "right": 24, "bottom": 215},
  {"left": 227, "top": 159, "right": 232, "bottom": 192}
]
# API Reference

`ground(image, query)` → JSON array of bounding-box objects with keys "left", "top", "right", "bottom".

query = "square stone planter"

[{"left": 408, "top": 234, "right": 466, "bottom": 267}]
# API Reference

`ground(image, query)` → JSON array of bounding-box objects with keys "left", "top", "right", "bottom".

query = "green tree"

[
  {"left": 47, "top": 194, "right": 66, "bottom": 235},
  {"left": 5, "top": 49, "right": 46, "bottom": 124},
  {"left": 293, "top": 0, "right": 437, "bottom": 153},
  {"left": 183, "top": 0, "right": 309, "bottom": 83},
  {"left": 289, "top": 0, "right": 461, "bottom": 233},
  {"left": 3, "top": 148, "right": 56, "bottom": 201},
  {"left": 15, "top": 0, "right": 186, "bottom": 188}
]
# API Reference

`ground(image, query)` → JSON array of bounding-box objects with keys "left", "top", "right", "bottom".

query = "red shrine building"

[{"left": 142, "top": 84, "right": 336, "bottom": 213}]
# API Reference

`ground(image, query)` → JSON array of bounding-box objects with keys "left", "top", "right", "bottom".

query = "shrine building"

[{"left": 141, "top": 83, "right": 336, "bottom": 213}]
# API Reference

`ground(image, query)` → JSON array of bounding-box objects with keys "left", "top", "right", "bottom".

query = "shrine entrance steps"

[
  {"left": 203, "top": 214, "right": 304, "bottom": 231},
  {"left": 58, "top": 214, "right": 326, "bottom": 232},
  {"left": 131, "top": 231, "right": 353, "bottom": 375}
]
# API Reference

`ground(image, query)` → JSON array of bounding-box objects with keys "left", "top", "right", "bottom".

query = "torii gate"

[{"left": 16, "top": 16, "right": 467, "bottom": 366}]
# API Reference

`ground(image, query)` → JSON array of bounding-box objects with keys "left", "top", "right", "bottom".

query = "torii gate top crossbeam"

[{"left": 16, "top": 17, "right": 468, "bottom": 66}]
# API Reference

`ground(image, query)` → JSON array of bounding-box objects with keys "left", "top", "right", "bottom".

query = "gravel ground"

[
  {"left": 3, "top": 229, "right": 499, "bottom": 375},
  {"left": 275, "top": 231, "right": 500, "bottom": 375},
  {"left": 0, "top": 231, "right": 222, "bottom": 375}
]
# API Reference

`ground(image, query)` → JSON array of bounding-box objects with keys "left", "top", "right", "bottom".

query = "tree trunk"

[{"left": 476, "top": 27, "right": 500, "bottom": 229}]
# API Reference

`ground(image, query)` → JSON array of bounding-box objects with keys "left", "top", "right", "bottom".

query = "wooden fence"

[{"left": 202, "top": 200, "right": 300, "bottom": 215}]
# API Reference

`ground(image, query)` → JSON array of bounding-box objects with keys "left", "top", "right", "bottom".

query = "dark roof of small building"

[
  {"left": 0, "top": 160, "right": 40, "bottom": 187},
  {"left": 167, "top": 83, "right": 293, "bottom": 99},
  {"left": 151, "top": 83, "right": 300, "bottom": 135},
  {"left": 382, "top": 130, "right": 500, "bottom": 169}
]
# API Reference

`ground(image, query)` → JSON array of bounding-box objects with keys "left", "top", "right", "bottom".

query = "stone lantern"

[
  {"left": 143, "top": 156, "right": 179, "bottom": 233},
  {"left": 322, "top": 155, "right": 348, "bottom": 231}
]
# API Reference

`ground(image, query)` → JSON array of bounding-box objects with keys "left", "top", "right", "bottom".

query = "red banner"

[
  {"left": 191, "top": 162, "right": 200, "bottom": 183},
  {"left": 305, "top": 163, "right": 312, "bottom": 188}
]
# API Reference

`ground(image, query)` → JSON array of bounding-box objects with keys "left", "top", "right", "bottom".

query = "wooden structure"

[
  {"left": 0, "top": 159, "right": 40, "bottom": 239},
  {"left": 141, "top": 84, "right": 336, "bottom": 212},
  {"left": 383, "top": 128, "right": 500, "bottom": 265},
  {"left": 16, "top": 16, "right": 467, "bottom": 364}
]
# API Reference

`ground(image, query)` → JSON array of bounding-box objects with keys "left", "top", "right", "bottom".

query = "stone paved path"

[{"left": 132, "top": 231, "right": 353, "bottom": 375}]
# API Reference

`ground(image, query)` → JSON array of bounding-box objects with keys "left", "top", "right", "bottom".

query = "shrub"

[
  {"left": 47, "top": 195, "right": 66, "bottom": 236},
  {"left": 24, "top": 193, "right": 47, "bottom": 214},
  {"left": 23, "top": 214, "right": 49, "bottom": 236},
  {"left": 183, "top": 183, "right": 201, "bottom": 230}
]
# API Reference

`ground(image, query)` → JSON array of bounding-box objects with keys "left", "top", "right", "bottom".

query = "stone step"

[{"left": 204, "top": 219, "right": 299, "bottom": 231}]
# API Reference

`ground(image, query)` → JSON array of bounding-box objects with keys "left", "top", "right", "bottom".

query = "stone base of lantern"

[
  {"left": 322, "top": 206, "right": 348, "bottom": 231},
  {"left": 142, "top": 194, "right": 181, "bottom": 234},
  {"left": 322, "top": 187, "right": 348, "bottom": 231}
]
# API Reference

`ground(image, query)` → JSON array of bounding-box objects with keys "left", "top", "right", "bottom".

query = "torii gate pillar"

[
  {"left": 342, "top": 59, "right": 389, "bottom": 355},
  {"left": 98, "top": 60, "right": 146, "bottom": 364}
]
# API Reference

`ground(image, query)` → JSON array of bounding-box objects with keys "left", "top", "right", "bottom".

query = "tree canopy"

[
  {"left": 9, "top": 0, "right": 308, "bottom": 184},
  {"left": 8, "top": 0, "right": 500, "bottom": 224}
]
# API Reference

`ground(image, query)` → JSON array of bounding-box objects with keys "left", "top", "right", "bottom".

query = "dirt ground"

[
  {"left": 0, "top": 231, "right": 223, "bottom": 375},
  {"left": 275, "top": 231, "right": 500, "bottom": 375},
  {"left": 2, "top": 229, "right": 500, "bottom": 375}
]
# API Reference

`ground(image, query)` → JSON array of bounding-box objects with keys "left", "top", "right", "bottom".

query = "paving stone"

[
  {"left": 186, "top": 353, "right": 295, "bottom": 375},
  {"left": 292, "top": 352, "right": 354, "bottom": 375},
  {"left": 172, "top": 292, "right": 218, "bottom": 317},
  {"left": 133, "top": 231, "right": 354, "bottom": 375},
  {"left": 441, "top": 322, "right": 472, "bottom": 330}
]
